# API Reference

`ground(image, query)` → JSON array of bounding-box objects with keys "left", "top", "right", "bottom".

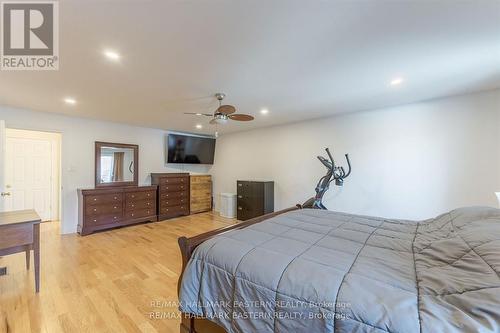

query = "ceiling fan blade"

[
  {"left": 209, "top": 119, "right": 217, "bottom": 125},
  {"left": 229, "top": 114, "right": 254, "bottom": 121},
  {"left": 217, "top": 105, "right": 236, "bottom": 115},
  {"left": 184, "top": 112, "right": 213, "bottom": 116}
]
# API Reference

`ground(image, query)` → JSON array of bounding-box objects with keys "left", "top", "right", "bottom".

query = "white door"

[
  {"left": 4, "top": 136, "right": 53, "bottom": 221},
  {"left": 0, "top": 120, "right": 5, "bottom": 212}
]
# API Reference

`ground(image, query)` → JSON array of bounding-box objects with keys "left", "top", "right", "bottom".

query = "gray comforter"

[{"left": 179, "top": 207, "right": 500, "bottom": 333}]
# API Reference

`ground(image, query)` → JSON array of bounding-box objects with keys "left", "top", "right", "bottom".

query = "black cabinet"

[{"left": 236, "top": 181, "right": 274, "bottom": 221}]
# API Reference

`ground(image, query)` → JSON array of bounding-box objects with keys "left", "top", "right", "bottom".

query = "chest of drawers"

[
  {"left": 190, "top": 175, "right": 212, "bottom": 214},
  {"left": 78, "top": 186, "right": 157, "bottom": 235},
  {"left": 236, "top": 180, "right": 274, "bottom": 221},
  {"left": 151, "top": 173, "right": 190, "bottom": 220}
]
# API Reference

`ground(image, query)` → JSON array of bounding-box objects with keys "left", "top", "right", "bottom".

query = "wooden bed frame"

[{"left": 177, "top": 205, "right": 302, "bottom": 333}]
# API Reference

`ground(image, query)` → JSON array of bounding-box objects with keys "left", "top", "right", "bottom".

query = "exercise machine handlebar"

[{"left": 302, "top": 147, "right": 352, "bottom": 210}]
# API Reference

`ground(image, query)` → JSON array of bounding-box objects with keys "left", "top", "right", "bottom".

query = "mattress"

[{"left": 179, "top": 207, "right": 500, "bottom": 333}]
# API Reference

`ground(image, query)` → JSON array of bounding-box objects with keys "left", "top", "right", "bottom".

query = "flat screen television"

[{"left": 167, "top": 134, "right": 216, "bottom": 164}]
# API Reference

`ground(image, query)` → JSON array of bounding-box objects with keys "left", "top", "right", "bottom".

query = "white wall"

[
  {"left": 0, "top": 106, "right": 211, "bottom": 234},
  {"left": 212, "top": 89, "right": 500, "bottom": 220}
]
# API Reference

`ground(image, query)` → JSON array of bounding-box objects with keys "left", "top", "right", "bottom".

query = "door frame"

[
  {"left": 4, "top": 128, "right": 62, "bottom": 221},
  {"left": 0, "top": 120, "right": 5, "bottom": 212}
]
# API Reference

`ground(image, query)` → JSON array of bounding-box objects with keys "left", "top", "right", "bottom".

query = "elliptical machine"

[{"left": 302, "top": 148, "right": 352, "bottom": 210}]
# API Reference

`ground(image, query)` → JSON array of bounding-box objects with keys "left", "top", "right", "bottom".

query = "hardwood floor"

[{"left": 0, "top": 212, "right": 237, "bottom": 333}]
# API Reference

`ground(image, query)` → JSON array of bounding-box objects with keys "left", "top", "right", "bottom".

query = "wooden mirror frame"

[{"left": 95, "top": 142, "right": 139, "bottom": 188}]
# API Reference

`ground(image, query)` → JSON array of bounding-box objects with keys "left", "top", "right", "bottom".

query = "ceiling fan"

[{"left": 184, "top": 93, "right": 254, "bottom": 125}]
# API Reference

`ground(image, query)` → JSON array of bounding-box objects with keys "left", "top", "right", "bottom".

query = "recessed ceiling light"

[
  {"left": 104, "top": 50, "right": 121, "bottom": 61},
  {"left": 64, "top": 97, "right": 76, "bottom": 105},
  {"left": 390, "top": 78, "right": 404, "bottom": 86},
  {"left": 260, "top": 108, "right": 269, "bottom": 115},
  {"left": 196, "top": 124, "right": 203, "bottom": 129}
]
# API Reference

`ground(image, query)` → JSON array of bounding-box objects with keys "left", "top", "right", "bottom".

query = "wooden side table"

[{"left": 0, "top": 210, "right": 41, "bottom": 292}]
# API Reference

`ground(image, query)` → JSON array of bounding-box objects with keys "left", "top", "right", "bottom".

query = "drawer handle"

[
  {"left": 114, "top": 206, "right": 117, "bottom": 209},
  {"left": 238, "top": 195, "right": 242, "bottom": 199},
  {"left": 147, "top": 193, "right": 151, "bottom": 197},
  {"left": 181, "top": 206, "right": 184, "bottom": 209},
  {"left": 131, "top": 204, "right": 135, "bottom": 207},
  {"left": 93, "top": 219, "right": 97, "bottom": 222},
  {"left": 166, "top": 209, "right": 169, "bottom": 211},
  {"left": 238, "top": 184, "right": 242, "bottom": 187},
  {"left": 93, "top": 208, "right": 97, "bottom": 212},
  {"left": 114, "top": 197, "right": 117, "bottom": 200},
  {"left": 131, "top": 195, "right": 135, "bottom": 198},
  {"left": 131, "top": 213, "right": 134, "bottom": 217},
  {"left": 147, "top": 203, "right": 150, "bottom": 206},
  {"left": 166, "top": 194, "right": 169, "bottom": 197},
  {"left": 238, "top": 207, "right": 242, "bottom": 210},
  {"left": 181, "top": 186, "right": 184, "bottom": 189},
  {"left": 113, "top": 216, "right": 118, "bottom": 220},
  {"left": 166, "top": 187, "right": 169, "bottom": 190},
  {"left": 93, "top": 198, "right": 97, "bottom": 201}
]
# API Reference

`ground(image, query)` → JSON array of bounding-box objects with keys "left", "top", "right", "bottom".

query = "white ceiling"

[{"left": 0, "top": 0, "right": 499, "bottom": 135}]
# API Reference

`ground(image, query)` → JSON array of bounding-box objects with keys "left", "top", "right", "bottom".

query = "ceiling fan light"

[{"left": 215, "top": 118, "right": 228, "bottom": 124}]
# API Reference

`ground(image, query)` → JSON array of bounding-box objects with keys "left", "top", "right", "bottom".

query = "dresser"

[
  {"left": 151, "top": 173, "right": 190, "bottom": 220},
  {"left": 78, "top": 186, "right": 157, "bottom": 235},
  {"left": 190, "top": 175, "right": 212, "bottom": 214},
  {"left": 236, "top": 180, "right": 274, "bottom": 221}
]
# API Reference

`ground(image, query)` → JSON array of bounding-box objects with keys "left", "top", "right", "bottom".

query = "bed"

[{"left": 177, "top": 206, "right": 500, "bottom": 333}]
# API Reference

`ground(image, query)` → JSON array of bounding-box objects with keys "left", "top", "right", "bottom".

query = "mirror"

[{"left": 95, "top": 142, "right": 138, "bottom": 187}]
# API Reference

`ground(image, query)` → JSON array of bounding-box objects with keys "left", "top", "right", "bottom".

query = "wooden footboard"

[{"left": 177, "top": 205, "right": 302, "bottom": 333}]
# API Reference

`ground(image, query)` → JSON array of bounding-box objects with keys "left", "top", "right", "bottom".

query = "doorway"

[{"left": 2, "top": 129, "right": 61, "bottom": 221}]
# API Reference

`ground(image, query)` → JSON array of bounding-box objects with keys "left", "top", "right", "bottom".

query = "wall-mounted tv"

[{"left": 167, "top": 133, "right": 216, "bottom": 164}]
